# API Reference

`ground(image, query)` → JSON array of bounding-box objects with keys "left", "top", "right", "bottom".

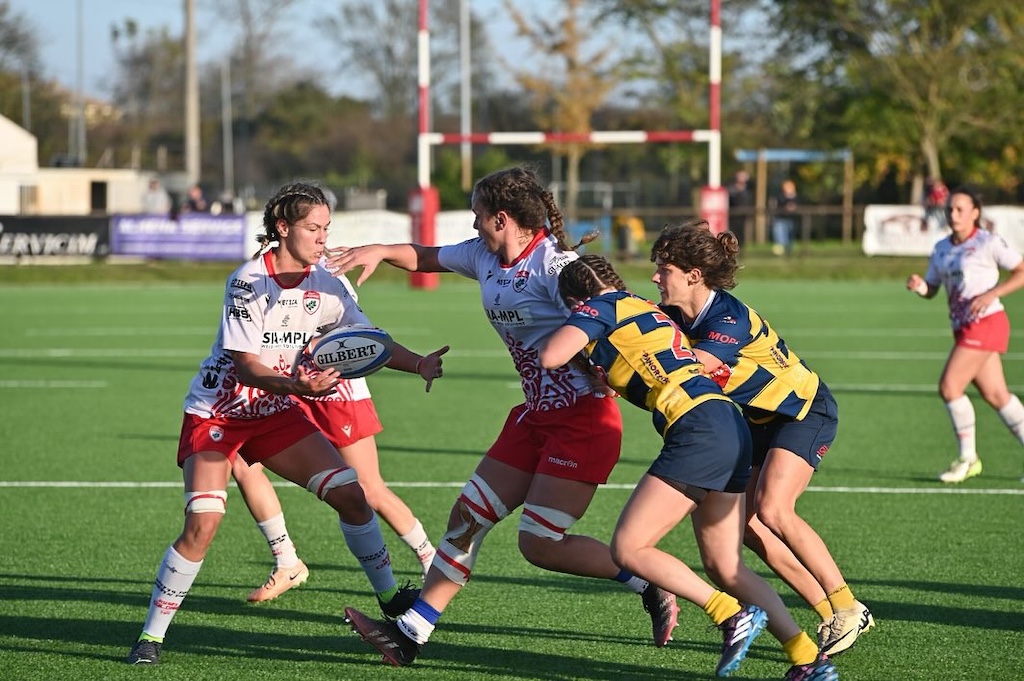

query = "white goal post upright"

[{"left": 410, "top": 0, "right": 723, "bottom": 289}]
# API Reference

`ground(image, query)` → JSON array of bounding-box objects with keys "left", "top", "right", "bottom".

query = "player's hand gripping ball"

[{"left": 305, "top": 325, "right": 395, "bottom": 379}]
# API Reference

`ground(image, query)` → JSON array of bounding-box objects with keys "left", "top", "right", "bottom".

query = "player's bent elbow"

[{"left": 537, "top": 348, "right": 568, "bottom": 370}]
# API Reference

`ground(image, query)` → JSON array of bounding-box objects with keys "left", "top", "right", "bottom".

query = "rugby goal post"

[{"left": 410, "top": 0, "right": 724, "bottom": 289}]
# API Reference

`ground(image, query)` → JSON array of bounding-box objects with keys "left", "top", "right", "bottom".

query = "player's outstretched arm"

[
  {"left": 386, "top": 343, "right": 451, "bottom": 393},
  {"left": 325, "top": 244, "right": 445, "bottom": 286}
]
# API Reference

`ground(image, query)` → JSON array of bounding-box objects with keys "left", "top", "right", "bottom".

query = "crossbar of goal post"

[{"left": 410, "top": 0, "right": 723, "bottom": 289}]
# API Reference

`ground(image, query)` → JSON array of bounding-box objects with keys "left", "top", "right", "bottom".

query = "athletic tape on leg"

[
  {"left": 306, "top": 467, "right": 358, "bottom": 500},
  {"left": 519, "top": 503, "right": 577, "bottom": 541},
  {"left": 184, "top": 490, "right": 227, "bottom": 514},
  {"left": 435, "top": 474, "right": 508, "bottom": 585}
]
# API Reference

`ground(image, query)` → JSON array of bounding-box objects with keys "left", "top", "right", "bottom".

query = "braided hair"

[
  {"left": 557, "top": 254, "right": 627, "bottom": 308},
  {"left": 252, "top": 181, "right": 329, "bottom": 259},
  {"left": 556, "top": 254, "right": 627, "bottom": 383},
  {"left": 650, "top": 218, "right": 740, "bottom": 291},
  {"left": 472, "top": 166, "right": 599, "bottom": 251}
]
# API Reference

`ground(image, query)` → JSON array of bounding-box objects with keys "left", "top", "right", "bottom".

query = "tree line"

[{"left": 0, "top": 0, "right": 1021, "bottom": 215}]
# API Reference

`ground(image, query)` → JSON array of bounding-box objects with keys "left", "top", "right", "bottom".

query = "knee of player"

[
  {"left": 701, "top": 554, "right": 743, "bottom": 587},
  {"left": 517, "top": 504, "right": 578, "bottom": 563},
  {"left": 357, "top": 479, "right": 394, "bottom": 511},
  {"left": 307, "top": 467, "right": 370, "bottom": 517},
  {"left": 752, "top": 504, "right": 791, "bottom": 535},
  {"left": 608, "top": 535, "right": 634, "bottom": 569},
  {"left": 182, "top": 490, "right": 228, "bottom": 548}
]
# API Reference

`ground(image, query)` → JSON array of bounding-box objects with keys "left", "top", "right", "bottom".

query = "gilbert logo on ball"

[{"left": 306, "top": 325, "right": 394, "bottom": 379}]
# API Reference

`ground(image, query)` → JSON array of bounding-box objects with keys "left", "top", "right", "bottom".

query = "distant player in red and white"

[
  {"left": 907, "top": 186, "right": 1024, "bottom": 483},
  {"left": 328, "top": 165, "right": 678, "bottom": 667},
  {"left": 127, "top": 181, "right": 448, "bottom": 666}
]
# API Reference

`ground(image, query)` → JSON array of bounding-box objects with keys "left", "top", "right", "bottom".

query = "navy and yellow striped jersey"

[
  {"left": 564, "top": 291, "right": 730, "bottom": 435},
  {"left": 660, "top": 290, "right": 819, "bottom": 422}
]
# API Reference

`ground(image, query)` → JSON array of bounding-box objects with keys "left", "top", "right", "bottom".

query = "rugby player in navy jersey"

[
  {"left": 649, "top": 219, "right": 873, "bottom": 659},
  {"left": 538, "top": 254, "right": 837, "bottom": 681}
]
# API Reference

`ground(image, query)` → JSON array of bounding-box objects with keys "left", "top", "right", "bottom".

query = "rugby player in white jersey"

[
  {"left": 329, "top": 166, "right": 678, "bottom": 667},
  {"left": 127, "top": 181, "right": 448, "bottom": 665},
  {"left": 907, "top": 186, "right": 1024, "bottom": 483}
]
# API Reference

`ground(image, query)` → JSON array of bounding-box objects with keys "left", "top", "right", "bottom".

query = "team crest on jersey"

[
  {"left": 303, "top": 290, "right": 321, "bottom": 315},
  {"left": 512, "top": 270, "right": 530, "bottom": 292},
  {"left": 208, "top": 426, "right": 224, "bottom": 442}
]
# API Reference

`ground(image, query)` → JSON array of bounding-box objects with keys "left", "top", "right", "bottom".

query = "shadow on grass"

[{"left": 0, "top": 617, "right": 722, "bottom": 680}]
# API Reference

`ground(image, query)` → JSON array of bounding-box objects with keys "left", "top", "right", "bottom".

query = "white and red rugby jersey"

[
  {"left": 439, "top": 230, "right": 593, "bottom": 411},
  {"left": 924, "top": 228, "right": 1023, "bottom": 331},
  {"left": 183, "top": 252, "right": 372, "bottom": 419}
]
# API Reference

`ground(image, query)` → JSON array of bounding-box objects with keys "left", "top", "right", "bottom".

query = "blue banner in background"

[{"left": 111, "top": 214, "right": 246, "bottom": 260}]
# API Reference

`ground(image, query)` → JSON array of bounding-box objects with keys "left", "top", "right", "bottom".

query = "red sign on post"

[
  {"left": 409, "top": 186, "right": 440, "bottom": 290},
  {"left": 700, "top": 185, "right": 729, "bottom": 235}
]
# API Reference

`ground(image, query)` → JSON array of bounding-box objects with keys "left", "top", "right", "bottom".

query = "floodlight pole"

[{"left": 184, "top": 0, "right": 200, "bottom": 187}]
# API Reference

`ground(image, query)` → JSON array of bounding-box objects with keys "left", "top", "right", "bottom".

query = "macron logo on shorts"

[{"left": 547, "top": 456, "right": 578, "bottom": 469}]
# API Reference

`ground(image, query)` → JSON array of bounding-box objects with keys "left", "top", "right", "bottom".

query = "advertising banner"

[
  {"left": 862, "top": 205, "right": 1024, "bottom": 256},
  {"left": 0, "top": 215, "right": 109, "bottom": 260},
  {"left": 111, "top": 214, "right": 246, "bottom": 260}
]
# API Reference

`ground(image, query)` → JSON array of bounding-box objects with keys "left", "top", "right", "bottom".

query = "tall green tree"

[
  {"left": 108, "top": 20, "right": 185, "bottom": 171},
  {"left": 0, "top": 2, "right": 69, "bottom": 165},
  {"left": 321, "top": 0, "right": 473, "bottom": 120},
  {"left": 770, "top": 0, "right": 1024, "bottom": 196},
  {"left": 502, "top": 0, "right": 622, "bottom": 220}
]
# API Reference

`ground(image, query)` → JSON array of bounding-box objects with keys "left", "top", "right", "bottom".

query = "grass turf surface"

[{"left": 1, "top": 263, "right": 1022, "bottom": 680}]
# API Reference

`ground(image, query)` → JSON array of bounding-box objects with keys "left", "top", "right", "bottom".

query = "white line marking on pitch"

[
  {"left": 0, "top": 481, "right": 1020, "bottom": 495},
  {"left": 0, "top": 380, "right": 108, "bottom": 388}
]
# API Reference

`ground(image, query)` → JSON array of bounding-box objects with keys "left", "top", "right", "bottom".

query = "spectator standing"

[
  {"left": 141, "top": 178, "right": 171, "bottom": 215},
  {"left": 184, "top": 185, "right": 208, "bottom": 213},
  {"left": 923, "top": 178, "right": 949, "bottom": 230},
  {"left": 727, "top": 170, "right": 753, "bottom": 245},
  {"left": 771, "top": 180, "right": 798, "bottom": 256}
]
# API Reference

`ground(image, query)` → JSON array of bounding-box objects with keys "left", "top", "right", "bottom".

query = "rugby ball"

[{"left": 305, "top": 325, "right": 394, "bottom": 379}]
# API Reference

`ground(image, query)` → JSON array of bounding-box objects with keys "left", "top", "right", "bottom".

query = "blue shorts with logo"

[
  {"left": 747, "top": 382, "right": 838, "bottom": 470},
  {"left": 649, "top": 399, "right": 751, "bottom": 494}
]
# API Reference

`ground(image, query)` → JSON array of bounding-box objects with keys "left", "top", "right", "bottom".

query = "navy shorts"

[
  {"left": 649, "top": 399, "right": 751, "bottom": 494},
  {"left": 747, "top": 383, "right": 838, "bottom": 470}
]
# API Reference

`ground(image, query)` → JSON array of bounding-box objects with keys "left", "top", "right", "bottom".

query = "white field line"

[
  {"left": 0, "top": 480, "right": 1020, "bottom": 495},
  {"left": 0, "top": 380, "right": 108, "bottom": 388}
]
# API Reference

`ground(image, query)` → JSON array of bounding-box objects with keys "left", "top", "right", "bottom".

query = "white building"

[{"left": 0, "top": 113, "right": 152, "bottom": 215}]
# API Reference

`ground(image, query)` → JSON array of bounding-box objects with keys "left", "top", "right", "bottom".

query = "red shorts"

[
  {"left": 290, "top": 397, "right": 383, "bottom": 448},
  {"left": 177, "top": 407, "right": 320, "bottom": 467},
  {"left": 486, "top": 394, "right": 623, "bottom": 484},
  {"left": 955, "top": 311, "right": 1010, "bottom": 353}
]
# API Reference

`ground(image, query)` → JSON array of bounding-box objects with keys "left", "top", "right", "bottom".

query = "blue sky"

[{"left": 15, "top": 0, "right": 520, "bottom": 100}]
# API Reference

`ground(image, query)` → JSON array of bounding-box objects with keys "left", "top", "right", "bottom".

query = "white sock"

[
  {"left": 256, "top": 512, "right": 300, "bottom": 569},
  {"left": 340, "top": 513, "right": 396, "bottom": 594},
  {"left": 997, "top": 395, "right": 1024, "bottom": 445},
  {"left": 398, "top": 610, "right": 435, "bottom": 645},
  {"left": 141, "top": 546, "right": 203, "bottom": 641},
  {"left": 624, "top": 576, "right": 649, "bottom": 594},
  {"left": 946, "top": 395, "right": 977, "bottom": 462},
  {"left": 400, "top": 519, "right": 436, "bottom": 568}
]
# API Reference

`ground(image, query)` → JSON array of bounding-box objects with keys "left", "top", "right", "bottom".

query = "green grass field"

[{"left": 1, "top": 263, "right": 1023, "bottom": 680}]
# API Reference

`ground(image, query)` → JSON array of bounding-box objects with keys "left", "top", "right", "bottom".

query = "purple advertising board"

[{"left": 111, "top": 214, "right": 246, "bottom": 260}]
